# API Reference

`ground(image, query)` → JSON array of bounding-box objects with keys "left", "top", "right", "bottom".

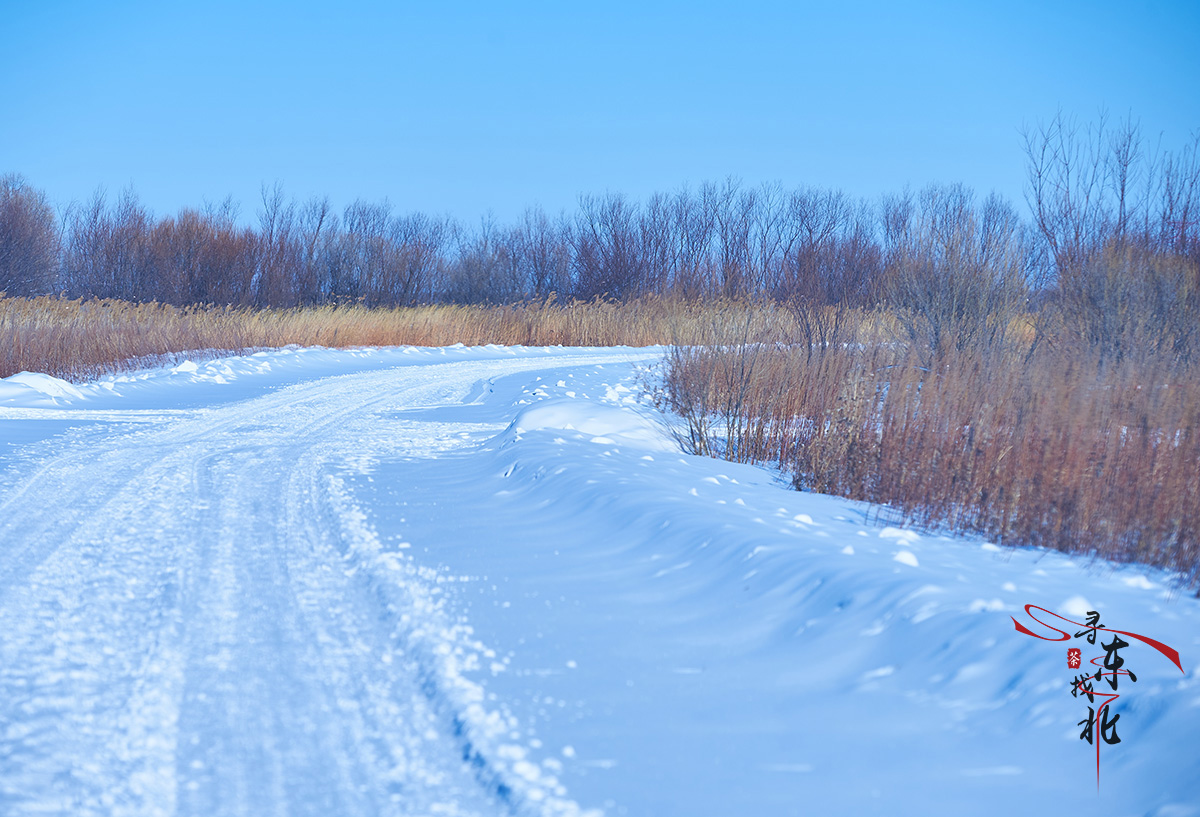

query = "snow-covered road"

[{"left": 0, "top": 346, "right": 1197, "bottom": 817}]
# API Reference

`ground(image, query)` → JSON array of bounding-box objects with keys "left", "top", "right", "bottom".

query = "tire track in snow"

[{"left": 0, "top": 353, "right": 645, "bottom": 816}]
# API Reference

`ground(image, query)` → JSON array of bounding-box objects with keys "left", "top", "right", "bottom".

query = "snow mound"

[
  {"left": 501, "top": 397, "right": 676, "bottom": 452},
  {"left": 0, "top": 372, "right": 85, "bottom": 407},
  {"left": 1060, "top": 594, "right": 1094, "bottom": 617}
]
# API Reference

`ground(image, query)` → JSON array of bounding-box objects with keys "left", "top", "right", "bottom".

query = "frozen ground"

[{"left": 0, "top": 345, "right": 1196, "bottom": 817}]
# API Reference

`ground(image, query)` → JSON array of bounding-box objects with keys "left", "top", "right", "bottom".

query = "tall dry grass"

[
  {"left": 660, "top": 305, "right": 1200, "bottom": 586},
  {"left": 0, "top": 294, "right": 782, "bottom": 382}
]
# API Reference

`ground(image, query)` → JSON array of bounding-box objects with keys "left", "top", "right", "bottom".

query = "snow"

[
  {"left": 505, "top": 399, "right": 677, "bottom": 453},
  {"left": 0, "top": 371, "right": 87, "bottom": 406},
  {"left": 1, "top": 345, "right": 1198, "bottom": 816}
]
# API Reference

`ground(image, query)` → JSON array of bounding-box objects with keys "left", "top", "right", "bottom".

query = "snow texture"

[{"left": 0, "top": 344, "right": 1197, "bottom": 816}]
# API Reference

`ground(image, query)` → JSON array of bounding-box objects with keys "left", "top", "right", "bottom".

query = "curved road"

[{"left": 0, "top": 352, "right": 646, "bottom": 817}]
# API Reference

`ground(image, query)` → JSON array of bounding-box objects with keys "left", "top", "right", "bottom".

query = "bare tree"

[
  {"left": 572, "top": 192, "right": 647, "bottom": 299},
  {"left": 444, "top": 214, "right": 523, "bottom": 304},
  {"left": 255, "top": 183, "right": 301, "bottom": 307},
  {"left": 883, "top": 184, "right": 1029, "bottom": 360},
  {"left": 392, "top": 212, "right": 450, "bottom": 306},
  {"left": 640, "top": 193, "right": 676, "bottom": 295},
  {"left": 1023, "top": 111, "right": 1112, "bottom": 277},
  {"left": 340, "top": 199, "right": 393, "bottom": 305},
  {"left": 1024, "top": 113, "right": 1200, "bottom": 362},
  {"left": 0, "top": 174, "right": 59, "bottom": 295},
  {"left": 708, "top": 178, "right": 756, "bottom": 297},
  {"left": 297, "top": 196, "right": 333, "bottom": 303},
  {"left": 751, "top": 181, "right": 790, "bottom": 295},
  {"left": 670, "top": 185, "right": 715, "bottom": 297}
]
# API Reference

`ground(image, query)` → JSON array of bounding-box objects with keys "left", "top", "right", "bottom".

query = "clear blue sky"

[{"left": 3, "top": 0, "right": 1198, "bottom": 224}]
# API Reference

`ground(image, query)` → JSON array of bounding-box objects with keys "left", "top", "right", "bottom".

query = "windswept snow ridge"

[{"left": 0, "top": 345, "right": 1197, "bottom": 817}]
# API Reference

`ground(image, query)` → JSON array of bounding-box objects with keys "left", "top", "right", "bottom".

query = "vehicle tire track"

[{"left": 0, "top": 353, "right": 642, "bottom": 816}]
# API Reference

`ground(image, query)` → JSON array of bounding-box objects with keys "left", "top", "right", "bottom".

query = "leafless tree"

[
  {"left": 444, "top": 215, "right": 524, "bottom": 304},
  {"left": 1023, "top": 112, "right": 1113, "bottom": 277},
  {"left": 669, "top": 185, "right": 715, "bottom": 297},
  {"left": 708, "top": 178, "right": 756, "bottom": 297},
  {"left": 1024, "top": 113, "right": 1200, "bottom": 362},
  {"left": 254, "top": 183, "right": 302, "bottom": 306},
  {"left": 572, "top": 192, "right": 647, "bottom": 299},
  {"left": 640, "top": 193, "right": 677, "bottom": 295},
  {"left": 297, "top": 196, "right": 333, "bottom": 303},
  {"left": 0, "top": 174, "right": 59, "bottom": 295},
  {"left": 507, "top": 207, "right": 571, "bottom": 298},
  {"left": 883, "top": 184, "right": 1029, "bottom": 360}
]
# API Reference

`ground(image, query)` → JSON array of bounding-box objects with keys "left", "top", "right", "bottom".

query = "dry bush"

[
  {"left": 1047, "top": 242, "right": 1200, "bottom": 364},
  {"left": 657, "top": 301, "right": 869, "bottom": 462},
  {"left": 662, "top": 329, "right": 1200, "bottom": 586}
]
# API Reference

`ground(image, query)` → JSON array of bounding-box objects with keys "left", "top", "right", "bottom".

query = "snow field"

[{"left": 0, "top": 344, "right": 1197, "bottom": 816}]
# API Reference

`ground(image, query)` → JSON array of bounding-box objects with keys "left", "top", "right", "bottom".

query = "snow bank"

[
  {"left": 0, "top": 371, "right": 86, "bottom": 407},
  {"left": 503, "top": 397, "right": 677, "bottom": 452}
]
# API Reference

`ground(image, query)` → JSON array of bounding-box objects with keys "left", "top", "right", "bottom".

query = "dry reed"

[
  {"left": 0, "top": 295, "right": 766, "bottom": 381},
  {"left": 660, "top": 305, "right": 1200, "bottom": 586}
]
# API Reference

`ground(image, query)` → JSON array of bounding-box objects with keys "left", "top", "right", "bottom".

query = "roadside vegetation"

[
  {"left": 2, "top": 113, "right": 1198, "bottom": 584},
  {"left": 661, "top": 117, "right": 1200, "bottom": 585},
  {"left": 0, "top": 295, "right": 745, "bottom": 381}
]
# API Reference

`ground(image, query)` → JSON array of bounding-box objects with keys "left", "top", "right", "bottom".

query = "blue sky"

[{"left": 3, "top": 0, "right": 1198, "bottom": 223}]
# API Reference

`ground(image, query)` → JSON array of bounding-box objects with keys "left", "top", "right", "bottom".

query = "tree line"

[{"left": 2, "top": 113, "right": 1197, "bottom": 360}]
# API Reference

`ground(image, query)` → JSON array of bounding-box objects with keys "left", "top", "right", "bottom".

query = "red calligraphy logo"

[{"left": 1068, "top": 647, "right": 1082, "bottom": 668}]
